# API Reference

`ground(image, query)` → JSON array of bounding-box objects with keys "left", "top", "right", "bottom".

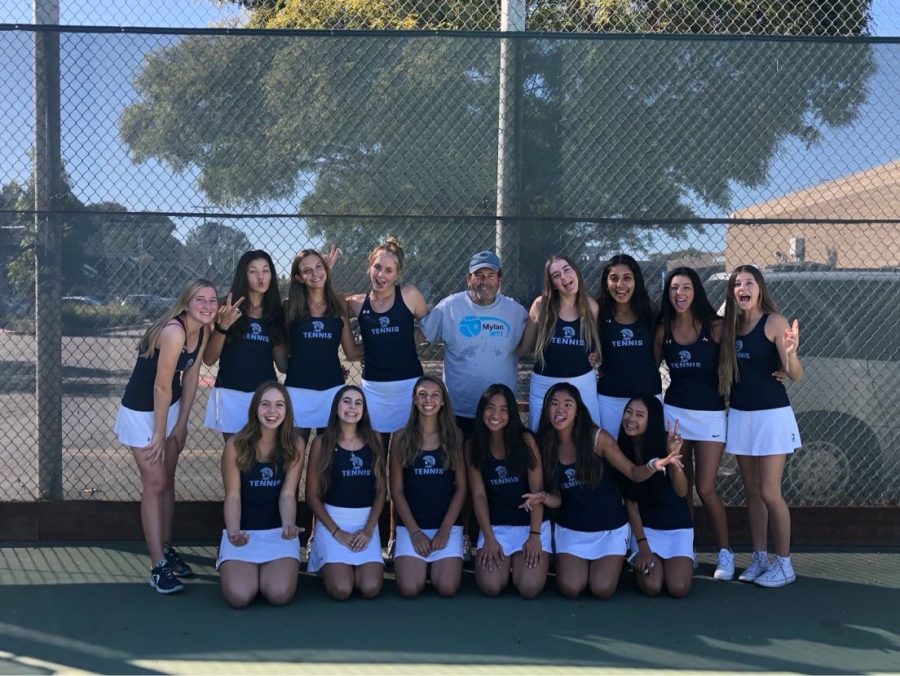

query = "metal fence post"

[
  {"left": 496, "top": 0, "right": 524, "bottom": 297},
  {"left": 33, "top": 0, "right": 63, "bottom": 500}
]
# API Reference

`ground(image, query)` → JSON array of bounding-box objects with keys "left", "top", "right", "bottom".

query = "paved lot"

[{"left": 0, "top": 544, "right": 898, "bottom": 674}]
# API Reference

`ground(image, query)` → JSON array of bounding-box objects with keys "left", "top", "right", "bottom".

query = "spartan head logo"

[
  {"left": 679, "top": 350, "right": 691, "bottom": 363},
  {"left": 250, "top": 322, "right": 262, "bottom": 334},
  {"left": 496, "top": 465, "right": 508, "bottom": 479},
  {"left": 736, "top": 340, "right": 743, "bottom": 352},
  {"left": 312, "top": 320, "right": 324, "bottom": 333},
  {"left": 378, "top": 316, "right": 390, "bottom": 328},
  {"left": 423, "top": 454, "right": 436, "bottom": 468},
  {"left": 183, "top": 358, "right": 195, "bottom": 370},
  {"left": 621, "top": 328, "right": 634, "bottom": 341},
  {"left": 350, "top": 453, "right": 364, "bottom": 470},
  {"left": 260, "top": 466, "right": 273, "bottom": 481},
  {"left": 564, "top": 468, "right": 576, "bottom": 483},
  {"left": 563, "top": 326, "right": 576, "bottom": 339}
]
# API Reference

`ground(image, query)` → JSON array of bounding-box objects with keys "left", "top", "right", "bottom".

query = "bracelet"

[
  {"left": 529, "top": 530, "right": 541, "bottom": 536},
  {"left": 636, "top": 537, "right": 647, "bottom": 543},
  {"left": 410, "top": 529, "right": 423, "bottom": 537},
  {"left": 331, "top": 525, "right": 340, "bottom": 536},
  {"left": 645, "top": 457, "right": 660, "bottom": 472},
  {"left": 213, "top": 322, "right": 228, "bottom": 335}
]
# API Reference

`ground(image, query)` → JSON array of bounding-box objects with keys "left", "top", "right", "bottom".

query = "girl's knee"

[
  {"left": 556, "top": 577, "right": 585, "bottom": 599},
  {"left": 667, "top": 579, "right": 692, "bottom": 598},
  {"left": 432, "top": 576, "right": 460, "bottom": 598},
  {"left": 357, "top": 576, "right": 383, "bottom": 599},
  {"left": 589, "top": 580, "right": 617, "bottom": 600},
  {"left": 223, "top": 587, "right": 257, "bottom": 608},
  {"left": 325, "top": 579, "right": 353, "bottom": 601},
  {"left": 396, "top": 577, "right": 425, "bottom": 598},
  {"left": 516, "top": 578, "right": 546, "bottom": 599},
  {"left": 476, "top": 577, "right": 506, "bottom": 597},
  {"left": 261, "top": 581, "right": 297, "bottom": 606}
]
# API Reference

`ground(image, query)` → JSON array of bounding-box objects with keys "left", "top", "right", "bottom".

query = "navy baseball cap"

[{"left": 468, "top": 251, "right": 501, "bottom": 273}]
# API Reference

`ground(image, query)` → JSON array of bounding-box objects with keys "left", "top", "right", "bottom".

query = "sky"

[{"left": 1, "top": 0, "right": 899, "bottom": 277}]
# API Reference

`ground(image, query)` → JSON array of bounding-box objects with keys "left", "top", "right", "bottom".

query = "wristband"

[
  {"left": 331, "top": 525, "right": 340, "bottom": 536},
  {"left": 529, "top": 530, "right": 541, "bottom": 536},
  {"left": 645, "top": 457, "right": 660, "bottom": 472},
  {"left": 636, "top": 537, "right": 647, "bottom": 543},
  {"left": 214, "top": 322, "right": 228, "bottom": 335}
]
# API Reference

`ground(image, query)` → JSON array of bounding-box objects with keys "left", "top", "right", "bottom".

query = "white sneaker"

[
  {"left": 754, "top": 556, "right": 796, "bottom": 588},
  {"left": 738, "top": 551, "right": 769, "bottom": 583},
  {"left": 713, "top": 548, "right": 735, "bottom": 581}
]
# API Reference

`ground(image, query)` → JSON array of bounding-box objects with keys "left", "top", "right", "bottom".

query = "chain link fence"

[{"left": 1, "top": 1, "right": 899, "bottom": 510}]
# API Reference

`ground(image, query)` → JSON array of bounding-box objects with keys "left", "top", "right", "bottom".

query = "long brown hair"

[
  {"left": 138, "top": 278, "right": 217, "bottom": 358},
  {"left": 316, "top": 385, "right": 386, "bottom": 497},
  {"left": 718, "top": 265, "right": 780, "bottom": 396},
  {"left": 536, "top": 382, "right": 604, "bottom": 491},
  {"left": 392, "top": 375, "right": 462, "bottom": 471},
  {"left": 534, "top": 255, "right": 599, "bottom": 370},
  {"left": 284, "top": 249, "right": 346, "bottom": 325},
  {"left": 368, "top": 237, "right": 405, "bottom": 277},
  {"left": 231, "top": 382, "right": 298, "bottom": 474}
]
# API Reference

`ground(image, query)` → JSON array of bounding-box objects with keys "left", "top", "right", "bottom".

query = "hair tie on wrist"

[
  {"left": 529, "top": 530, "right": 541, "bottom": 536},
  {"left": 331, "top": 525, "right": 339, "bottom": 536},
  {"left": 636, "top": 537, "right": 647, "bottom": 543}
]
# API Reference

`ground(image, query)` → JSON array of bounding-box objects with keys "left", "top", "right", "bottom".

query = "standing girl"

[
  {"left": 389, "top": 375, "right": 467, "bottom": 597},
  {"left": 305, "top": 386, "right": 387, "bottom": 600},
  {"left": 284, "top": 248, "right": 361, "bottom": 441},
  {"left": 203, "top": 250, "right": 287, "bottom": 439},
  {"left": 115, "top": 279, "right": 217, "bottom": 594},
  {"left": 466, "top": 384, "right": 549, "bottom": 598},
  {"left": 655, "top": 266, "right": 733, "bottom": 580},
  {"left": 595, "top": 254, "right": 661, "bottom": 434},
  {"left": 719, "top": 265, "right": 802, "bottom": 588},
  {"left": 218, "top": 382, "right": 305, "bottom": 607},
  {"left": 345, "top": 238, "right": 428, "bottom": 440},
  {"left": 521, "top": 255, "right": 601, "bottom": 431},
  {"left": 617, "top": 396, "right": 693, "bottom": 598},
  {"left": 526, "top": 383, "right": 682, "bottom": 599}
]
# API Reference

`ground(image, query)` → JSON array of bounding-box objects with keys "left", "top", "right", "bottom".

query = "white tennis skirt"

[
  {"left": 395, "top": 525, "right": 464, "bottom": 563},
  {"left": 630, "top": 527, "right": 694, "bottom": 560},
  {"left": 361, "top": 377, "right": 418, "bottom": 433},
  {"left": 529, "top": 371, "right": 601, "bottom": 432},
  {"left": 664, "top": 404, "right": 727, "bottom": 443},
  {"left": 204, "top": 387, "right": 253, "bottom": 433},
  {"left": 114, "top": 400, "right": 180, "bottom": 448},
  {"left": 216, "top": 527, "right": 301, "bottom": 569},
  {"left": 726, "top": 406, "right": 801, "bottom": 456},
  {"left": 554, "top": 522, "right": 630, "bottom": 559},
  {"left": 306, "top": 504, "right": 384, "bottom": 573},
  {"left": 477, "top": 520, "right": 552, "bottom": 558},
  {"left": 597, "top": 394, "right": 663, "bottom": 437},
  {"left": 286, "top": 384, "right": 343, "bottom": 430}
]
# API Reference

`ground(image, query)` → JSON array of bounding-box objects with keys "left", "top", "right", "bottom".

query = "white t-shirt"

[{"left": 420, "top": 291, "right": 527, "bottom": 418}]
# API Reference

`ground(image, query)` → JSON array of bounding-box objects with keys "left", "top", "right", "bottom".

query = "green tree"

[
  {"left": 182, "top": 221, "right": 253, "bottom": 291},
  {"left": 120, "top": 0, "right": 874, "bottom": 299}
]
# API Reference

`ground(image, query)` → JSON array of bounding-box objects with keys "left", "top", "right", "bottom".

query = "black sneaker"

[
  {"left": 150, "top": 560, "right": 184, "bottom": 594},
  {"left": 164, "top": 546, "right": 193, "bottom": 578}
]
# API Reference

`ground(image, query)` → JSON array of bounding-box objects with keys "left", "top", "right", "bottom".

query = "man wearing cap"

[{"left": 420, "top": 250, "right": 528, "bottom": 438}]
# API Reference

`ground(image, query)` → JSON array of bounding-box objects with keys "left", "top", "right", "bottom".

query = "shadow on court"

[{"left": 0, "top": 543, "right": 898, "bottom": 674}]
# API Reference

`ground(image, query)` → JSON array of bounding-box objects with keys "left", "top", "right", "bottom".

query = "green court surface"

[{"left": 0, "top": 544, "right": 898, "bottom": 674}]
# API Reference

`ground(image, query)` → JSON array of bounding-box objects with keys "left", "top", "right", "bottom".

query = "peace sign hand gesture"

[
  {"left": 783, "top": 319, "right": 800, "bottom": 356},
  {"left": 660, "top": 419, "right": 684, "bottom": 471},
  {"left": 216, "top": 292, "right": 245, "bottom": 331}
]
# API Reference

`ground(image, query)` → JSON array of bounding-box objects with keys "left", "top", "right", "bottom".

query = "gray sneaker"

[
  {"left": 738, "top": 551, "right": 769, "bottom": 583},
  {"left": 714, "top": 548, "right": 735, "bottom": 581},
  {"left": 754, "top": 556, "right": 796, "bottom": 588}
]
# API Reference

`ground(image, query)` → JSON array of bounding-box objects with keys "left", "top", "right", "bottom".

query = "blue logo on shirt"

[{"left": 459, "top": 315, "right": 510, "bottom": 338}]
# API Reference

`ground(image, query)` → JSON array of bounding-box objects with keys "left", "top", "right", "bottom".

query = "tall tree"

[
  {"left": 119, "top": 0, "right": 874, "bottom": 299},
  {"left": 182, "top": 221, "right": 253, "bottom": 291}
]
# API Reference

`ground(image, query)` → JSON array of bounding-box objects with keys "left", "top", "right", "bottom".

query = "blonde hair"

[
  {"left": 717, "top": 265, "right": 780, "bottom": 396},
  {"left": 138, "top": 278, "right": 216, "bottom": 358},
  {"left": 368, "top": 237, "right": 405, "bottom": 277},
  {"left": 391, "top": 375, "right": 462, "bottom": 471},
  {"left": 534, "top": 255, "right": 599, "bottom": 370}
]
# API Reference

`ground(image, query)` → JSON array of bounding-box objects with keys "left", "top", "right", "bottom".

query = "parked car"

[
  {"left": 62, "top": 295, "right": 102, "bottom": 308},
  {"left": 120, "top": 294, "right": 174, "bottom": 318},
  {"left": 705, "top": 267, "right": 900, "bottom": 506}
]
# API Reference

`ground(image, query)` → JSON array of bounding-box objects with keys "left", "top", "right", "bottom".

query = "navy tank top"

[
  {"left": 730, "top": 314, "right": 790, "bottom": 411},
  {"left": 240, "top": 457, "right": 284, "bottom": 531},
  {"left": 285, "top": 315, "right": 344, "bottom": 390},
  {"left": 662, "top": 325, "right": 725, "bottom": 411},
  {"left": 596, "top": 316, "right": 661, "bottom": 397},
  {"left": 556, "top": 460, "right": 627, "bottom": 532},
  {"left": 324, "top": 444, "right": 376, "bottom": 508},
  {"left": 629, "top": 470, "right": 692, "bottom": 531},
  {"left": 121, "top": 317, "right": 201, "bottom": 412},
  {"left": 402, "top": 447, "right": 459, "bottom": 530},
  {"left": 215, "top": 316, "right": 278, "bottom": 392},
  {"left": 481, "top": 452, "right": 530, "bottom": 527},
  {"left": 534, "top": 317, "right": 593, "bottom": 378},
  {"left": 358, "top": 286, "right": 423, "bottom": 382}
]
